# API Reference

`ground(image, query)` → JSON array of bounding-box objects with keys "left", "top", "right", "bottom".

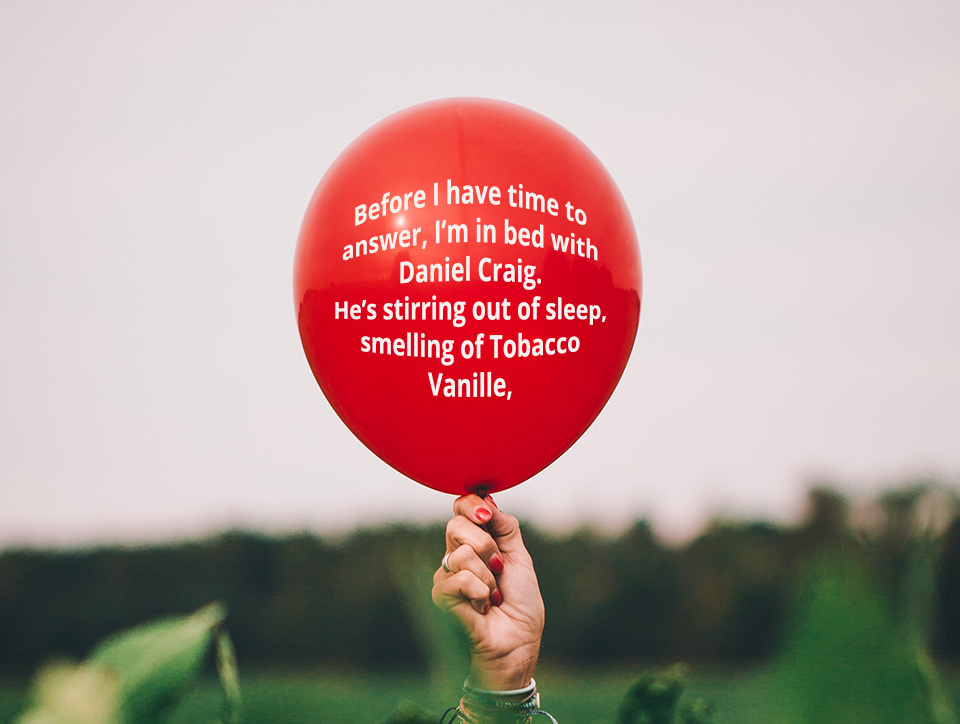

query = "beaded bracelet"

[{"left": 440, "top": 678, "right": 558, "bottom": 724}]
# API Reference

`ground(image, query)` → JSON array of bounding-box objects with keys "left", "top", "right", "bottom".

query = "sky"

[{"left": 1, "top": 1, "right": 959, "bottom": 547}]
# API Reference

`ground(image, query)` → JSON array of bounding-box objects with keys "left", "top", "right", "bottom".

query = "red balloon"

[{"left": 295, "top": 98, "right": 641, "bottom": 496}]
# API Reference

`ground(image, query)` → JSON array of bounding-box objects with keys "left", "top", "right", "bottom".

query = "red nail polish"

[
  {"left": 476, "top": 507, "right": 492, "bottom": 522},
  {"left": 491, "top": 589, "right": 503, "bottom": 607},
  {"left": 487, "top": 495, "right": 499, "bottom": 509},
  {"left": 482, "top": 601, "right": 491, "bottom": 614},
  {"left": 490, "top": 555, "right": 504, "bottom": 574}
]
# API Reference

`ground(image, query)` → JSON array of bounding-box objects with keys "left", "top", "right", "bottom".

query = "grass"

[
  {"left": 5, "top": 663, "right": 955, "bottom": 724},
  {"left": 0, "top": 665, "right": 718, "bottom": 724}
]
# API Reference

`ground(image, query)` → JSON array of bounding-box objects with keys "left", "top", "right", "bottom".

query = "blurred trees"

[{"left": 0, "top": 482, "right": 957, "bottom": 675}]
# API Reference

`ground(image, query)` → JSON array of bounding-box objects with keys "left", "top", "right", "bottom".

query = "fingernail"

[
  {"left": 487, "top": 495, "right": 498, "bottom": 509},
  {"left": 490, "top": 555, "right": 504, "bottom": 574},
  {"left": 482, "top": 601, "right": 491, "bottom": 614},
  {"left": 491, "top": 589, "right": 503, "bottom": 607},
  {"left": 476, "top": 507, "right": 492, "bottom": 523}
]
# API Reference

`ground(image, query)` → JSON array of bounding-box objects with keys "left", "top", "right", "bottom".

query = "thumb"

[{"left": 483, "top": 495, "right": 525, "bottom": 553}]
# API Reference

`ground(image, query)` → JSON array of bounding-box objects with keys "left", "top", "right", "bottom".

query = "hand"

[{"left": 432, "top": 493, "right": 545, "bottom": 691}]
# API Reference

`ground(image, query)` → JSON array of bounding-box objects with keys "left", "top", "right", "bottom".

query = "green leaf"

[
  {"left": 215, "top": 630, "right": 243, "bottom": 724},
  {"left": 88, "top": 603, "right": 225, "bottom": 724}
]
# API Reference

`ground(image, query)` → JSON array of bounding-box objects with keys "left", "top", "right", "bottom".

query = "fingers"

[
  {"left": 453, "top": 493, "right": 495, "bottom": 527},
  {"left": 454, "top": 493, "right": 522, "bottom": 553},
  {"left": 445, "top": 514, "right": 503, "bottom": 572},
  {"left": 434, "top": 544, "right": 501, "bottom": 614},
  {"left": 433, "top": 569, "right": 492, "bottom": 614},
  {"left": 444, "top": 544, "right": 498, "bottom": 591},
  {"left": 434, "top": 495, "right": 513, "bottom": 615}
]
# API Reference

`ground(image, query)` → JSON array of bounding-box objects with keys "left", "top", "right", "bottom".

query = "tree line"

[{"left": 1, "top": 483, "right": 958, "bottom": 675}]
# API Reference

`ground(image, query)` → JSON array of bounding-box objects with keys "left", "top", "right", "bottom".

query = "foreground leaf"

[{"left": 87, "top": 602, "right": 224, "bottom": 723}]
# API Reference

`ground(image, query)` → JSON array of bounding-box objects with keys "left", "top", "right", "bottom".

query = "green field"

[
  {"left": 0, "top": 665, "right": 757, "bottom": 724},
  {"left": 2, "top": 664, "right": 957, "bottom": 724},
  {"left": 3, "top": 506, "right": 958, "bottom": 724}
]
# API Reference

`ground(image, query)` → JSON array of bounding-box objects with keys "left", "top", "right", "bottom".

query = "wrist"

[{"left": 470, "top": 647, "right": 539, "bottom": 691}]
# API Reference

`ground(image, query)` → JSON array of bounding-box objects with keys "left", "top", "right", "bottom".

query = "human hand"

[{"left": 432, "top": 494, "right": 545, "bottom": 691}]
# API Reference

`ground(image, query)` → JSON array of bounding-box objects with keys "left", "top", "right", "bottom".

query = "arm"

[{"left": 431, "top": 493, "right": 545, "bottom": 691}]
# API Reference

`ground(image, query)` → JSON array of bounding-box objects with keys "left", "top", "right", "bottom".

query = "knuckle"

[
  {"left": 479, "top": 538, "right": 499, "bottom": 558},
  {"left": 446, "top": 515, "right": 471, "bottom": 539},
  {"left": 450, "top": 569, "right": 472, "bottom": 586},
  {"left": 453, "top": 493, "right": 480, "bottom": 513},
  {"left": 452, "top": 571, "right": 482, "bottom": 598}
]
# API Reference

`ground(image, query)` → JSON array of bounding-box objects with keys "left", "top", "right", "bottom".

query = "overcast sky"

[{"left": 2, "top": 1, "right": 959, "bottom": 547}]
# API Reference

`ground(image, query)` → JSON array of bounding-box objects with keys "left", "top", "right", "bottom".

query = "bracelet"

[{"left": 440, "top": 678, "right": 558, "bottom": 724}]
